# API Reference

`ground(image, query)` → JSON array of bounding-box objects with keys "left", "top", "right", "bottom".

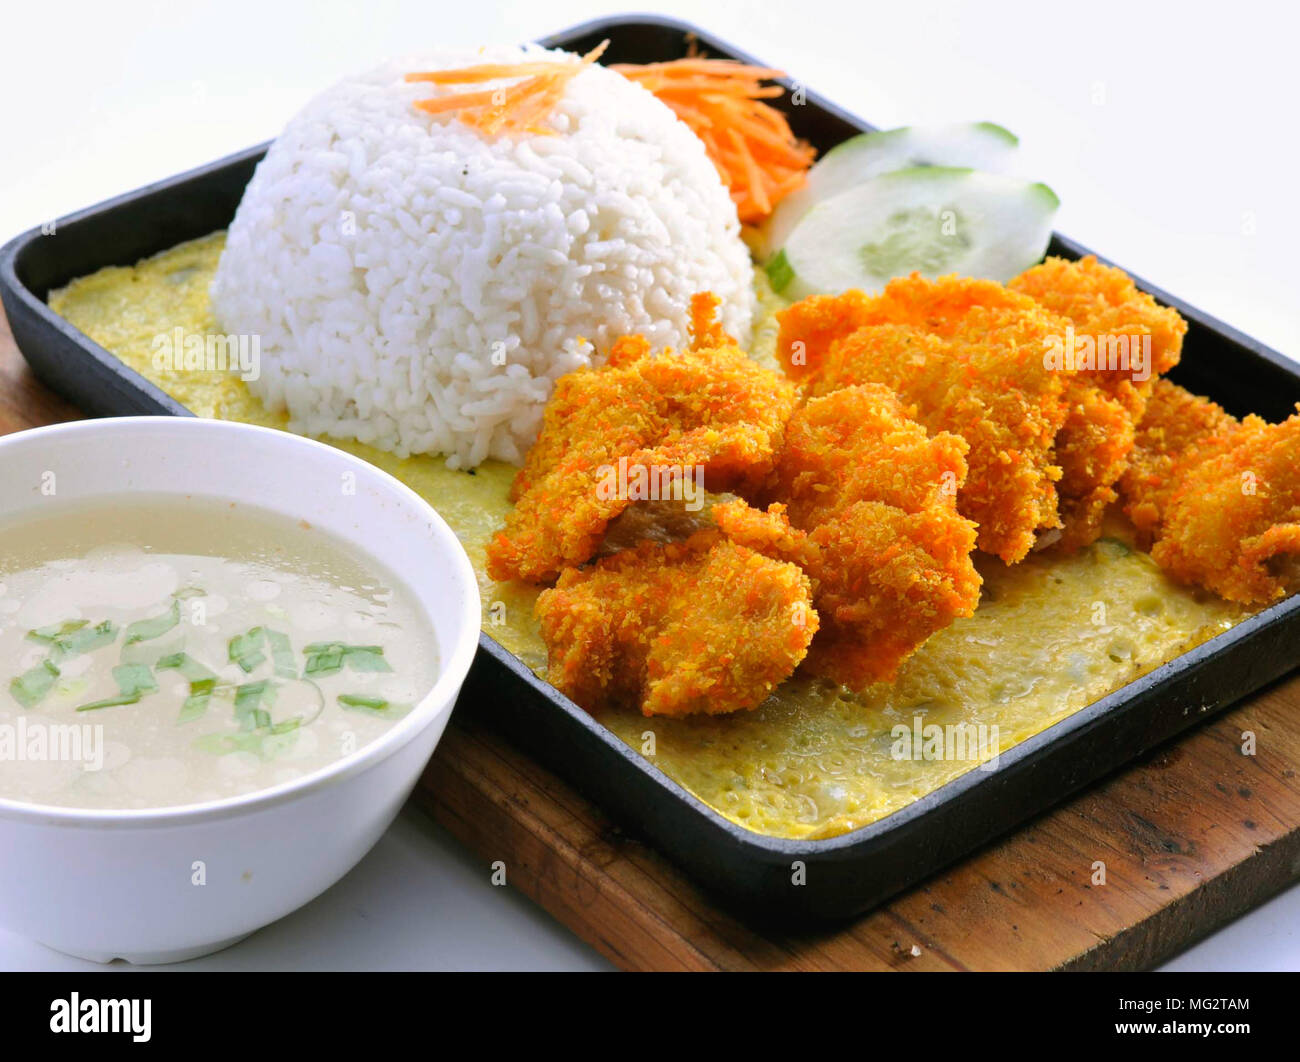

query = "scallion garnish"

[
  {"left": 112, "top": 662, "right": 158, "bottom": 697},
  {"left": 65, "top": 620, "right": 119, "bottom": 656},
  {"left": 76, "top": 692, "right": 142, "bottom": 711},
  {"left": 177, "top": 677, "right": 216, "bottom": 725},
  {"left": 76, "top": 662, "right": 158, "bottom": 712},
  {"left": 10, "top": 659, "right": 60, "bottom": 708},
  {"left": 338, "top": 693, "right": 388, "bottom": 710},
  {"left": 338, "top": 693, "right": 408, "bottom": 718},
  {"left": 304, "top": 642, "right": 393, "bottom": 676},
  {"left": 156, "top": 652, "right": 217, "bottom": 683},
  {"left": 303, "top": 642, "right": 344, "bottom": 676},
  {"left": 233, "top": 679, "right": 276, "bottom": 731},
  {"left": 194, "top": 715, "right": 301, "bottom": 759},
  {"left": 28, "top": 618, "right": 118, "bottom": 660},
  {"left": 342, "top": 646, "right": 393, "bottom": 673},
  {"left": 229, "top": 628, "right": 267, "bottom": 673},
  {"left": 27, "top": 619, "right": 88, "bottom": 644},
  {"left": 123, "top": 600, "right": 180, "bottom": 645},
  {"left": 265, "top": 629, "right": 298, "bottom": 679},
  {"left": 157, "top": 652, "right": 218, "bottom": 724}
]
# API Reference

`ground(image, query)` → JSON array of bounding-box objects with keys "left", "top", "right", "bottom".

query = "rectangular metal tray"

[{"left": 4, "top": 15, "right": 1299, "bottom": 923}]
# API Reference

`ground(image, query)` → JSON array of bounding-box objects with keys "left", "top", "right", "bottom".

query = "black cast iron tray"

[{"left": 3, "top": 15, "right": 1299, "bottom": 924}]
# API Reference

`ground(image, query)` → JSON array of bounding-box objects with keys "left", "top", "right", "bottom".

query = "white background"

[{"left": 1, "top": 0, "right": 1297, "bottom": 971}]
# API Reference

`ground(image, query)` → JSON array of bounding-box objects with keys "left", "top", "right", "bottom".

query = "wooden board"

[{"left": 4, "top": 308, "right": 1299, "bottom": 971}]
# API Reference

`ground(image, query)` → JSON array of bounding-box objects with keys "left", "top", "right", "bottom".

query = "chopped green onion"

[
  {"left": 112, "top": 663, "right": 158, "bottom": 697},
  {"left": 55, "top": 677, "right": 90, "bottom": 699},
  {"left": 10, "top": 659, "right": 60, "bottom": 708},
  {"left": 259, "top": 722, "right": 302, "bottom": 757},
  {"left": 233, "top": 680, "right": 276, "bottom": 731},
  {"left": 156, "top": 652, "right": 217, "bottom": 683},
  {"left": 303, "top": 642, "right": 345, "bottom": 676},
  {"left": 338, "top": 693, "right": 409, "bottom": 718},
  {"left": 195, "top": 731, "right": 268, "bottom": 757},
  {"left": 76, "top": 661, "right": 158, "bottom": 711},
  {"left": 265, "top": 629, "right": 298, "bottom": 679},
  {"left": 77, "top": 692, "right": 143, "bottom": 712},
  {"left": 177, "top": 677, "right": 216, "bottom": 725},
  {"left": 229, "top": 628, "right": 267, "bottom": 673},
  {"left": 27, "top": 619, "right": 88, "bottom": 644},
  {"left": 123, "top": 600, "right": 180, "bottom": 645},
  {"left": 304, "top": 642, "right": 393, "bottom": 676},
  {"left": 30, "top": 619, "right": 118, "bottom": 660},
  {"left": 158, "top": 653, "right": 219, "bottom": 724},
  {"left": 343, "top": 646, "right": 393, "bottom": 673},
  {"left": 62, "top": 620, "right": 119, "bottom": 658},
  {"left": 338, "top": 693, "right": 388, "bottom": 711},
  {"left": 195, "top": 717, "right": 300, "bottom": 759},
  {"left": 196, "top": 732, "right": 253, "bottom": 755}
]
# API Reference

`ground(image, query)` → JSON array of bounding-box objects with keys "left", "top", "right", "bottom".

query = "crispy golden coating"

[
  {"left": 1009, "top": 255, "right": 1187, "bottom": 403},
  {"left": 1120, "top": 378, "right": 1240, "bottom": 540},
  {"left": 487, "top": 294, "right": 796, "bottom": 583},
  {"left": 778, "top": 267, "right": 1188, "bottom": 560},
  {"left": 765, "top": 381, "right": 967, "bottom": 526},
  {"left": 715, "top": 385, "right": 981, "bottom": 688},
  {"left": 1052, "top": 377, "right": 1136, "bottom": 553},
  {"left": 1119, "top": 379, "right": 1300, "bottom": 604},
  {"left": 778, "top": 277, "right": 1071, "bottom": 563},
  {"left": 535, "top": 530, "right": 817, "bottom": 717},
  {"left": 1011, "top": 255, "right": 1188, "bottom": 549}
]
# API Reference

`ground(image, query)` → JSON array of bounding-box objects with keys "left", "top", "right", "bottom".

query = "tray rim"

[{"left": 2, "top": 12, "right": 1299, "bottom": 871}]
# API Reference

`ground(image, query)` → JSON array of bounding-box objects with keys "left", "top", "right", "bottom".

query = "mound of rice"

[{"left": 211, "top": 45, "right": 755, "bottom": 468}]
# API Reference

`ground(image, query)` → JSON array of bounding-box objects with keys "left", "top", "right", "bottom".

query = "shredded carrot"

[
  {"left": 405, "top": 42, "right": 608, "bottom": 136},
  {"left": 612, "top": 58, "right": 816, "bottom": 222}
]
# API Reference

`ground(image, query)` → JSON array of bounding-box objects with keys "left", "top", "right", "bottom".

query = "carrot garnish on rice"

[
  {"left": 612, "top": 58, "right": 816, "bottom": 224},
  {"left": 406, "top": 42, "right": 608, "bottom": 136}
]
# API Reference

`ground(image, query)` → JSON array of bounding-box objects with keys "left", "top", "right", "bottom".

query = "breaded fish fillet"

[
  {"left": 778, "top": 266, "right": 1186, "bottom": 560},
  {"left": 1120, "top": 379, "right": 1300, "bottom": 604},
  {"left": 777, "top": 277, "right": 1071, "bottom": 562},
  {"left": 1120, "top": 378, "right": 1239, "bottom": 541},
  {"left": 1009, "top": 255, "right": 1187, "bottom": 406},
  {"left": 715, "top": 384, "right": 981, "bottom": 688},
  {"left": 1011, "top": 255, "right": 1188, "bottom": 549},
  {"left": 535, "top": 530, "right": 817, "bottom": 716},
  {"left": 488, "top": 294, "right": 796, "bottom": 583}
]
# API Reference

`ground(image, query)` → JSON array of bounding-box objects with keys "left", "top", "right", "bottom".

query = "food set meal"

[{"left": 2, "top": 23, "right": 1297, "bottom": 938}]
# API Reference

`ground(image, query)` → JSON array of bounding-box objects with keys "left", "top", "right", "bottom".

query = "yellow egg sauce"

[{"left": 49, "top": 233, "right": 1250, "bottom": 840}]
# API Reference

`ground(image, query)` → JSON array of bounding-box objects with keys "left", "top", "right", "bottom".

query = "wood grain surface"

[{"left": 4, "top": 307, "right": 1298, "bottom": 971}]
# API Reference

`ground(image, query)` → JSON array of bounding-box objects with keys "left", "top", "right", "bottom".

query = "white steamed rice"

[{"left": 211, "top": 45, "right": 755, "bottom": 468}]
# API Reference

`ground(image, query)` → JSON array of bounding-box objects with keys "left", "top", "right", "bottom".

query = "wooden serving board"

[{"left": 5, "top": 309, "right": 1299, "bottom": 971}]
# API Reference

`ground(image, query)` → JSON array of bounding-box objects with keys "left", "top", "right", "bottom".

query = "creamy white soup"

[{"left": 0, "top": 496, "right": 437, "bottom": 809}]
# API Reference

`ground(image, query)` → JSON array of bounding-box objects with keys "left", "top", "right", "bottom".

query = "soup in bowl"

[{"left": 0, "top": 417, "right": 480, "bottom": 963}]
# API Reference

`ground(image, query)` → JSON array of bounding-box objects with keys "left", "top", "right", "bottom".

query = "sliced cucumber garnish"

[
  {"left": 760, "top": 122, "right": 1020, "bottom": 258},
  {"left": 769, "top": 166, "right": 1059, "bottom": 299}
]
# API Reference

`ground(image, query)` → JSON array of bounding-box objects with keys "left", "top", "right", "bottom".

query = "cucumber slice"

[
  {"left": 769, "top": 166, "right": 1059, "bottom": 299},
  {"left": 760, "top": 122, "right": 1019, "bottom": 258}
]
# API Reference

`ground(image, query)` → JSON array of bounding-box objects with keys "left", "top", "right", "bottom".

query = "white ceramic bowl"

[{"left": 0, "top": 417, "right": 481, "bottom": 963}]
